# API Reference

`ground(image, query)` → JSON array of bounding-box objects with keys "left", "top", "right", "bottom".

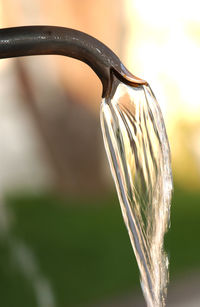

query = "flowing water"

[{"left": 100, "top": 76, "right": 173, "bottom": 307}]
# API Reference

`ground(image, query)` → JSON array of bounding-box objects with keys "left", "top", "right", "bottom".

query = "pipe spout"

[{"left": 0, "top": 26, "right": 147, "bottom": 97}]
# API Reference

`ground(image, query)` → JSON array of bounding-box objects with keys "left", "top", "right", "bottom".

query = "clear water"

[{"left": 100, "top": 77, "right": 173, "bottom": 307}]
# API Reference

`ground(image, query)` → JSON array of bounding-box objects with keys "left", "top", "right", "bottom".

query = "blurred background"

[{"left": 0, "top": 0, "right": 200, "bottom": 306}]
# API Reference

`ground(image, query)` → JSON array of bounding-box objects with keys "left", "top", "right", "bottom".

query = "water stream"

[{"left": 100, "top": 76, "right": 173, "bottom": 307}]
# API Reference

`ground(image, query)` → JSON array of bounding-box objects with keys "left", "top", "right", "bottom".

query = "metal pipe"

[{"left": 0, "top": 26, "right": 147, "bottom": 97}]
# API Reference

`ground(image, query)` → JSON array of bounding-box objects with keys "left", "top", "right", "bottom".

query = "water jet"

[{"left": 0, "top": 26, "right": 172, "bottom": 306}]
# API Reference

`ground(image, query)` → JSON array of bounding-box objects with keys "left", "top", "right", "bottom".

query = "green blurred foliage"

[{"left": 0, "top": 186, "right": 199, "bottom": 306}]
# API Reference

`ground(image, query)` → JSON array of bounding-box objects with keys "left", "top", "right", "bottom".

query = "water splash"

[{"left": 100, "top": 76, "right": 172, "bottom": 307}]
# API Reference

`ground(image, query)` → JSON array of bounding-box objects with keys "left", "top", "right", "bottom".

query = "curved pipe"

[{"left": 0, "top": 26, "right": 147, "bottom": 97}]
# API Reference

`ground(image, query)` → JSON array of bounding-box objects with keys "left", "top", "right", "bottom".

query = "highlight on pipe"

[{"left": 0, "top": 26, "right": 147, "bottom": 97}]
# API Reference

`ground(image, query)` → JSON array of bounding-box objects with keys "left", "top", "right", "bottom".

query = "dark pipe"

[{"left": 0, "top": 26, "right": 147, "bottom": 97}]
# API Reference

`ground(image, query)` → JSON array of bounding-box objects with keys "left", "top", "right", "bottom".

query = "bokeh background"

[{"left": 0, "top": 0, "right": 200, "bottom": 306}]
